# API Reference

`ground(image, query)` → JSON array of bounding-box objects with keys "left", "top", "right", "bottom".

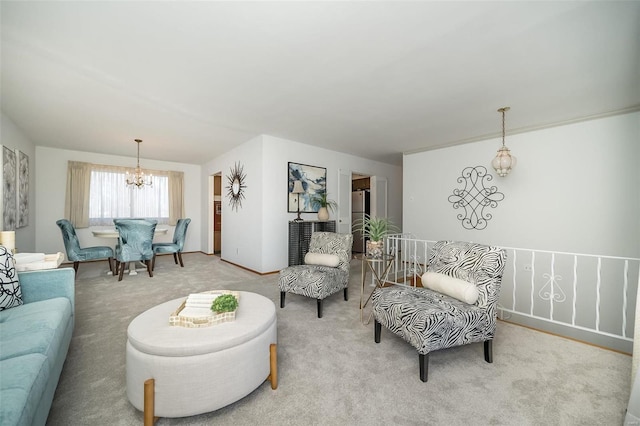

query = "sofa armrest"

[{"left": 17, "top": 267, "right": 75, "bottom": 312}]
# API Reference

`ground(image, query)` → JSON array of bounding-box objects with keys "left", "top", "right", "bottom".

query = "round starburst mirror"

[{"left": 226, "top": 162, "right": 247, "bottom": 211}]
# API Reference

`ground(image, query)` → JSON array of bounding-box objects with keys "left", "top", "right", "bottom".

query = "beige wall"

[{"left": 35, "top": 146, "right": 202, "bottom": 255}]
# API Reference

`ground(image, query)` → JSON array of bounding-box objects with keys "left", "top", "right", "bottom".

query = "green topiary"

[{"left": 211, "top": 294, "right": 238, "bottom": 313}]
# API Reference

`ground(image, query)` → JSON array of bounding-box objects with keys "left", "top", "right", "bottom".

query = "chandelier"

[
  {"left": 491, "top": 107, "right": 516, "bottom": 177},
  {"left": 126, "top": 139, "right": 153, "bottom": 188}
]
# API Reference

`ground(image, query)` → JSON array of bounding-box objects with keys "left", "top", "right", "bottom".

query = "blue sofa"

[{"left": 0, "top": 268, "right": 75, "bottom": 426}]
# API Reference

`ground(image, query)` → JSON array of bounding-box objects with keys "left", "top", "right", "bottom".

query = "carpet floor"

[{"left": 46, "top": 252, "right": 631, "bottom": 425}]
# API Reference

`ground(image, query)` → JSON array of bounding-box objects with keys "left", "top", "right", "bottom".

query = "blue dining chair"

[
  {"left": 151, "top": 218, "right": 191, "bottom": 271},
  {"left": 56, "top": 219, "right": 114, "bottom": 275},
  {"left": 113, "top": 218, "right": 157, "bottom": 281}
]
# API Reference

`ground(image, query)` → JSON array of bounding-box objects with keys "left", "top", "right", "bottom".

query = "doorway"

[
  {"left": 338, "top": 170, "right": 389, "bottom": 253},
  {"left": 213, "top": 173, "right": 222, "bottom": 255},
  {"left": 351, "top": 174, "right": 370, "bottom": 253}
]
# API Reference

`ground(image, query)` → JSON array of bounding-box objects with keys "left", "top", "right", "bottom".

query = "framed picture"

[
  {"left": 288, "top": 162, "right": 327, "bottom": 213},
  {"left": 17, "top": 151, "right": 28, "bottom": 228},
  {"left": 1, "top": 146, "right": 17, "bottom": 231}
]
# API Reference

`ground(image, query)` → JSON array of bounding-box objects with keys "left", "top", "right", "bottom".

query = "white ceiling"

[{"left": 2, "top": 1, "right": 639, "bottom": 166}]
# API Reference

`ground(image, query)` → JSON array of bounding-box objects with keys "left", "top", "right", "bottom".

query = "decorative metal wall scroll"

[
  {"left": 539, "top": 273, "right": 566, "bottom": 303},
  {"left": 226, "top": 162, "right": 247, "bottom": 211},
  {"left": 448, "top": 166, "right": 504, "bottom": 230}
]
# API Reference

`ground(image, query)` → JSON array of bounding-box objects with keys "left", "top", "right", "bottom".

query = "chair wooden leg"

[
  {"left": 419, "top": 353, "right": 429, "bottom": 382},
  {"left": 118, "top": 262, "right": 125, "bottom": 281},
  {"left": 107, "top": 257, "right": 114, "bottom": 275},
  {"left": 317, "top": 299, "right": 323, "bottom": 318},
  {"left": 344, "top": 287, "right": 348, "bottom": 301},
  {"left": 173, "top": 253, "right": 178, "bottom": 265},
  {"left": 147, "top": 260, "right": 153, "bottom": 277},
  {"left": 280, "top": 292, "right": 285, "bottom": 308},
  {"left": 374, "top": 320, "right": 381, "bottom": 343},
  {"left": 267, "top": 343, "right": 278, "bottom": 390},
  {"left": 484, "top": 340, "right": 493, "bottom": 363},
  {"left": 177, "top": 252, "right": 184, "bottom": 267},
  {"left": 73, "top": 262, "right": 79, "bottom": 274},
  {"left": 143, "top": 378, "right": 159, "bottom": 425},
  {"left": 151, "top": 255, "right": 156, "bottom": 272}
]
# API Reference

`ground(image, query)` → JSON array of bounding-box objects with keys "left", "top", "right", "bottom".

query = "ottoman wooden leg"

[
  {"left": 144, "top": 379, "right": 159, "bottom": 425},
  {"left": 267, "top": 343, "right": 278, "bottom": 389}
]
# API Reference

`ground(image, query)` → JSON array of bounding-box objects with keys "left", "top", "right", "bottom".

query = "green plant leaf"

[
  {"left": 211, "top": 294, "right": 238, "bottom": 313},
  {"left": 352, "top": 214, "right": 399, "bottom": 241},
  {"left": 310, "top": 192, "right": 338, "bottom": 212}
]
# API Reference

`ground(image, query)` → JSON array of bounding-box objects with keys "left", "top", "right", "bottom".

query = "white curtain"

[{"left": 64, "top": 161, "right": 184, "bottom": 228}]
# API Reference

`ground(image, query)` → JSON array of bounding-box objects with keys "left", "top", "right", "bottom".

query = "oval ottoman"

[{"left": 126, "top": 291, "right": 277, "bottom": 422}]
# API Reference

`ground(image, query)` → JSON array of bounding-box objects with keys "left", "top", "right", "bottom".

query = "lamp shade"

[
  {"left": 492, "top": 146, "right": 517, "bottom": 177},
  {"left": 291, "top": 180, "right": 304, "bottom": 194},
  {"left": 0, "top": 231, "right": 15, "bottom": 253}
]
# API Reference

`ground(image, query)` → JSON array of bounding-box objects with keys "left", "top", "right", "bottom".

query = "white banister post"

[{"left": 631, "top": 263, "right": 640, "bottom": 391}]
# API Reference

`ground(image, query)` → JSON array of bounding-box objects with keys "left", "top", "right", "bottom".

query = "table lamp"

[
  {"left": 291, "top": 180, "right": 305, "bottom": 222},
  {"left": 0, "top": 231, "right": 16, "bottom": 254}
]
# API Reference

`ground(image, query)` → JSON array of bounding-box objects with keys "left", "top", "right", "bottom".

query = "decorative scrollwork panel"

[{"left": 448, "top": 166, "right": 504, "bottom": 230}]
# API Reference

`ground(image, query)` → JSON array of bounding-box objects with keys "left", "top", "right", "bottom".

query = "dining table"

[{"left": 91, "top": 226, "right": 169, "bottom": 275}]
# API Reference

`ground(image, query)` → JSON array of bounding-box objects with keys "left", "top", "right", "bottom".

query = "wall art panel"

[
  {"left": 17, "top": 150, "right": 28, "bottom": 228},
  {"left": 1, "top": 146, "right": 17, "bottom": 231}
]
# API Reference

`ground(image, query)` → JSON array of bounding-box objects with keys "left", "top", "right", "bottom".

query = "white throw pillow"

[
  {"left": 421, "top": 271, "right": 479, "bottom": 305},
  {"left": 305, "top": 253, "right": 340, "bottom": 268}
]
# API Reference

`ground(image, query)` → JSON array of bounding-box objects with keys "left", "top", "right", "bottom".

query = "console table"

[{"left": 288, "top": 220, "right": 336, "bottom": 266}]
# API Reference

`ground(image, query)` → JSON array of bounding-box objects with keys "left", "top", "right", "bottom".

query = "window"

[
  {"left": 65, "top": 161, "right": 183, "bottom": 228},
  {"left": 89, "top": 169, "right": 169, "bottom": 226}
]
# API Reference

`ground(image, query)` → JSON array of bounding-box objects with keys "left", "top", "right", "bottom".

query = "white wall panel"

[
  {"left": 1, "top": 113, "right": 36, "bottom": 252},
  {"left": 202, "top": 135, "right": 403, "bottom": 273},
  {"left": 403, "top": 111, "right": 640, "bottom": 258}
]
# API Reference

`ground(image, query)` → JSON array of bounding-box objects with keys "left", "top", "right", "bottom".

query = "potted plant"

[
  {"left": 211, "top": 294, "right": 239, "bottom": 313},
  {"left": 352, "top": 214, "right": 399, "bottom": 257},
  {"left": 310, "top": 192, "right": 338, "bottom": 221}
]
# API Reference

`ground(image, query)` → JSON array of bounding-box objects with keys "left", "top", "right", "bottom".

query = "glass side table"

[{"left": 357, "top": 253, "right": 395, "bottom": 324}]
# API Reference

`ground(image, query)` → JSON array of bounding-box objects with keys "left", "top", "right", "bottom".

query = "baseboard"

[{"left": 219, "top": 258, "right": 279, "bottom": 276}]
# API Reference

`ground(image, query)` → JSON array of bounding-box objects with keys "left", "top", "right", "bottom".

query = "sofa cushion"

[
  {"left": 0, "top": 298, "right": 73, "bottom": 372},
  {"left": 421, "top": 271, "right": 479, "bottom": 304},
  {"left": 0, "top": 353, "right": 50, "bottom": 426},
  {"left": 0, "top": 246, "right": 22, "bottom": 311}
]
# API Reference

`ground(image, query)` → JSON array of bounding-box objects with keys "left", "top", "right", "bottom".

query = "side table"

[{"left": 358, "top": 253, "right": 395, "bottom": 324}]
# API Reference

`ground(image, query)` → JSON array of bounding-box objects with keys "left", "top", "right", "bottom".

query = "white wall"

[
  {"left": 202, "top": 134, "right": 403, "bottom": 273},
  {"left": 403, "top": 111, "right": 640, "bottom": 258},
  {"left": 35, "top": 146, "right": 202, "bottom": 254},
  {"left": 1, "top": 113, "right": 36, "bottom": 252},
  {"left": 200, "top": 136, "right": 265, "bottom": 272}
]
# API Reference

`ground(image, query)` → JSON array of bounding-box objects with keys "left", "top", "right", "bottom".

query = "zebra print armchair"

[
  {"left": 279, "top": 232, "right": 353, "bottom": 318},
  {"left": 372, "top": 240, "right": 506, "bottom": 382}
]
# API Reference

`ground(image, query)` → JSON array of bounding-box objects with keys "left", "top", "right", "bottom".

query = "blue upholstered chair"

[
  {"left": 279, "top": 232, "right": 353, "bottom": 318},
  {"left": 372, "top": 241, "right": 507, "bottom": 382},
  {"left": 151, "top": 218, "right": 191, "bottom": 271},
  {"left": 113, "top": 219, "right": 157, "bottom": 281},
  {"left": 56, "top": 219, "right": 114, "bottom": 275}
]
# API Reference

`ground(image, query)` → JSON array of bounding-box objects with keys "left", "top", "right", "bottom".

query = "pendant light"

[
  {"left": 126, "top": 139, "right": 153, "bottom": 188},
  {"left": 491, "top": 107, "right": 516, "bottom": 177}
]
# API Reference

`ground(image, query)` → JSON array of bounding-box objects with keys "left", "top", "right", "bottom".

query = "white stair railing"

[{"left": 383, "top": 234, "right": 639, "bottom": 353}]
